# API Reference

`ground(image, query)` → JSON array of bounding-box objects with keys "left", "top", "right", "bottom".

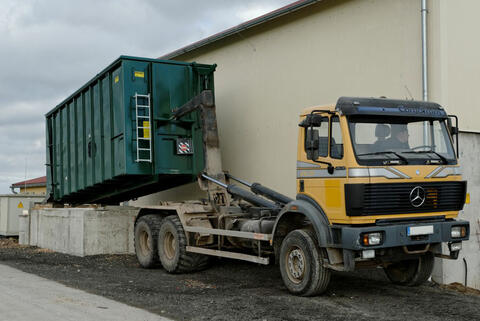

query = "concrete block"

[
  {"left": 29, "top": 210, "right": 39, "bottom": 246},
  {"left": 25, "top": 207, "right": 139, "bottom": 257},
  {"left": 432, "top": 132, "right": 480, "bottom": 290},
  {"left": 18, "top": 211, "right": 29, "bottom": 245}
]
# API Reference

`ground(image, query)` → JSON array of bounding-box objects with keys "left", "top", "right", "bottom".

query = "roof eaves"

[
  {"left": 11, "top": 182, "right": 46, "bottom": 188},
  {"left": 11, "top": 176, "right": 47, "bottom": 187},
  {"left": 159, "top": 0, "right": 321, "bottom": 60}
]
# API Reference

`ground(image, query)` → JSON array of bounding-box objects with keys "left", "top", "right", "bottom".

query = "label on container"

[
  {"left": 176, "top": 138, "right": 193, "bottom": 155},
  {"left": 114, "top": 75, "right": 119, "bottom": 83},
  {"left": 18, "top": 202, "right": 23, "bottom": 208},
  {"left": 134, "top": 71, "right": 145, "bottom": 78},
  {"left": 143, "top": 121, "right": 150, "bottom": 138}
]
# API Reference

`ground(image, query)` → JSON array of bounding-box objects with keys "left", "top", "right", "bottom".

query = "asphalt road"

[
  {"left": 0, "top": 264, "right": 170, "bottom": 321},
  {"left": 1, "top": 240, "right": 479, "bottom": 321}
]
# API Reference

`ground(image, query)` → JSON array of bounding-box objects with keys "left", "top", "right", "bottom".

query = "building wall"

[
  {"left": 427, "top": 0, "right": 480, "bottom": 288},
  {"left": 432, "top": 132, "right": 480, "bottom": 289},
  {"left": 430, "top": 0, "right": 480, "bottom": 132},
  {"left": 19, "top": 186, "right": 46, "bottom": 195},
  {"left": 159, "top": 0, "right": 423, "bottom": 198}
]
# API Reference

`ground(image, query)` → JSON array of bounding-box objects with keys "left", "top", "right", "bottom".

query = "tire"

[
  {"left": 384, "top": 252, "right": 435, "bottom": 286},
  {"left": 134, "top": 215, "right": 163, "bottom": 268},
  {"left": 279, "top": 229, "right": 331, "bottom": 296},
  {"left": 158, "top": 215, "right": 210, "bottom": 273}
]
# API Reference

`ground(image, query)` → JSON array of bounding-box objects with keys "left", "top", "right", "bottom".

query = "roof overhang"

[
  {"left": 11, "top": 183, "right": 46, "bottom": 188},
  {"left": 159, "top": 0, "right": 322, "bottom": 60}
]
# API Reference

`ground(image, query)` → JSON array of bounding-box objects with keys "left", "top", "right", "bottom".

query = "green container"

[{"left": 46, "top": 56, "right": 216, "bottom": 204}]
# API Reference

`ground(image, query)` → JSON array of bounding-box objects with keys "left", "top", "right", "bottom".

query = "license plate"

[{"left": 407, "top": 225, "right": 434, "bottom": 236}]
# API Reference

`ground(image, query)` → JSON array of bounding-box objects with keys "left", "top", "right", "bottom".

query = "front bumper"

[{"left": 332, "top": 219, "right": 469, "bottom": 250}]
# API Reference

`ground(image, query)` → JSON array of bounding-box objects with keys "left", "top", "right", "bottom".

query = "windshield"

[{"left": 348, "top": 117, "right": 456, "bottom": 165}]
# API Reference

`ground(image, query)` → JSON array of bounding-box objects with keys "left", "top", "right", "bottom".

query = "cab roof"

[{"left": 301, "top": 97, "right": 447, "bottom": 119}]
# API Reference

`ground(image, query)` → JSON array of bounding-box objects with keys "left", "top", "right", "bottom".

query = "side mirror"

[
  {"left": 305, "top": 128, "right": 319, "bottom": 160},
  {"left": 447, "top": 115, "right": 459, "bottom": 158},
  {"left": 447, "top": 118, "right": 458, "bottom": 135}
]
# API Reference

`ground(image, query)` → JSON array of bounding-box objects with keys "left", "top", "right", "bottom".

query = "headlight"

[
  {"left": 362, "top": 232, "right": 382, "bottom": 246},
  {"left": 451, "top": 226, "right": 467, "bottom": 238}
]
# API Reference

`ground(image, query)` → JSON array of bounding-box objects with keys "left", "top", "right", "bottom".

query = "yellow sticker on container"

[
  {"left": 134, "top": 71, "right": 145, "bottom": 78},
  {"left": 143, "top": 121, "right": 150, "bottom": 138},
  {"left": 18, "top": 202, "right": 23, "bottom": 208},
  {"left": 114, "top": 75, "right": 119, "bottom": 83}
]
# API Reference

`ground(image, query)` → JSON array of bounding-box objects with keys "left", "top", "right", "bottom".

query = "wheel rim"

[
  {"left": 285, "top": 246, "right": 306, "bottom": 284},
  {"left": 139, "top": 230, "right": 151, "bottom": 256},
  {"left": 163, "top": 231, "right": 176, "bottom": 260}
]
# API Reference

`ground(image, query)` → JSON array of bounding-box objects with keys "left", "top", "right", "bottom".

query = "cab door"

[{"left": 297, "top": 113, "right": 346, "bottom": 221}]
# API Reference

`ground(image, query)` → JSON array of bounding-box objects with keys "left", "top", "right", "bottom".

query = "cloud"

[{"left": 0, "top": 0, "right": 292, "bottom": 194}]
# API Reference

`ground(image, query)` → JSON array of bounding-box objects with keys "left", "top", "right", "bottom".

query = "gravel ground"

[{"left": 1, "top": 239, "right": 479, "bottom": 321}]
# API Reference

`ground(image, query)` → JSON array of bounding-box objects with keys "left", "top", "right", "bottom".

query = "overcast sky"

[{"left": 0, "top": 0, "right": 292, "bottom": 194}]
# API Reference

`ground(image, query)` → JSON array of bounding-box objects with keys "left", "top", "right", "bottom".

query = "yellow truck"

[{"left": 134, "top": 93, "right": 469, "bottom": 296}]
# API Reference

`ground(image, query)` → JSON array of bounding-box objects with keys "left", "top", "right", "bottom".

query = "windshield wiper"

[
  {"left": 402, "top": 150, "right": 448, "bottom": 164},
  {"left": 356, "top": 151, "right": 408, "bottom": 164}
]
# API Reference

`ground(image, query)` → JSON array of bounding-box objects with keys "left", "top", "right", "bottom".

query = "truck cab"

[{"left": 277, "top": 96, "right": 469, "bottom": 294}]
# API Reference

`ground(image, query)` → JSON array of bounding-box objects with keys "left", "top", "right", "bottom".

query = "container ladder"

[{"left": 134, "top": 93, "right": 152, "bottom": 163}]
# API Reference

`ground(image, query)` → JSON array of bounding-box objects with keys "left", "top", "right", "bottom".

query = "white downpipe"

[
  {"left": 421, "top": 0, "right": 428, "bottom": 101},
  {"left": 421, "top": 0, "right": 429, "bottom": 145}
]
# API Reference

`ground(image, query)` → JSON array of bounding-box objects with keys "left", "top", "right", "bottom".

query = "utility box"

[
  {"left": 45, "top": 56, "right": 216, "bottom": 205},
  {"left": 0, "top": 194, "right": 44, "bottom": 236}
]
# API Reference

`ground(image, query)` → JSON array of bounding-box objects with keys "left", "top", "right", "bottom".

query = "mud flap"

[{"left": 343, "top": 249, "right": 355, "bottom": 272}]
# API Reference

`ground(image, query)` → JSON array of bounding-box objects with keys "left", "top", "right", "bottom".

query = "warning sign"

[
  {"left": 17, "top": 202, "right": 23, "bottom": 209},
  {"left": 176, "top": 138, "right": 193, "bottom": 155}
]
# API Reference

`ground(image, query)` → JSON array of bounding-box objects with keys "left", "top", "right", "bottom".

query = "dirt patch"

[
  {"left": 441, "top": 282, "right": 480, "bottom": 296},
  {"left": 0, "top": 238, "right": 28, "bottom": 249},
  {"left": 0, "top": 243, "right": 479, "bottom": 321},
  {"left": 34, "top": 248, "right": 56, "bottom": 253}
]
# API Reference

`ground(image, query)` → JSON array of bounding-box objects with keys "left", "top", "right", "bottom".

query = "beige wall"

[
  {"left": 165, "top": 0, "right": 423, "bottom": 197},
  {"left": 134, "top": 0, "right": 480, "bottom": 199},
  {"left": 430, "top": 0, "right": 480, "bottom": 133},
  {"left": 19, "top": 186, "right": 46, "bottom": 195}
]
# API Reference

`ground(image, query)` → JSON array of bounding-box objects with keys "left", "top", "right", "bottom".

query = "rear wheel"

[
  {"left": 158, "top": 215, "right": 210, "bottom": 273},
  {"left": 134, "top": 215, "right": 163, "bottom": 268},
  {"left": 384, "top": 252, "right": 435, "bottom": 286},
  {"left": 279, "top": 229, "right": 331, "bottom": 296}
]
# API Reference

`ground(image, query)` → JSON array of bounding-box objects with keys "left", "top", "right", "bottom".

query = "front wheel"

[
  {"left": 384, "top": 252, "right": 434, "bottom": 286},
  {"left": 279, "top": 229, "right": 331, "bottom": 296}
]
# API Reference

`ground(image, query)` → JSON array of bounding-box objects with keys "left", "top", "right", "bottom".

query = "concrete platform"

[
  {"left": 0, "top": 264, "right": 169, "bottom": 321},
  {"left": 19, "top": 206, "right": 139, "bottom": 257}
]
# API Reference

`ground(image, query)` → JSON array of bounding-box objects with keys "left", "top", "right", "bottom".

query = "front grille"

[{"left": 345, "top": 181, "right": 466, "bottom": 216}]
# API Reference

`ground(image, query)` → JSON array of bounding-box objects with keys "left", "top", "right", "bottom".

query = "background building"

[
  {"left": 10, "top": 176, "right": 47, "bottom": 195},
  {"left": 133, "top": 0, "right": 479, "bottom": 289}
]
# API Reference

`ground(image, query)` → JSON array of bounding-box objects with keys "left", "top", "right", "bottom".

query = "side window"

[
  {"left": 317, "top": 117, "right": 329, "bottom": 157},
  {"left": 330, "top": 116, "right": 343, "bottom": 159},
  {"left": 305, "top": 116, "right": 329, "bottom": 158},
  {"left": 433, "top": 120, "right": 453, "bottom": 155}
]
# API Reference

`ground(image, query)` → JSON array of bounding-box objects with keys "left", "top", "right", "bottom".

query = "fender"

[{"left": 272, "top": 194, "right": 333, "bottom": 247}]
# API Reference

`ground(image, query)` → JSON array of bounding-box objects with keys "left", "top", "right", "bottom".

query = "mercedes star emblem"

[{"left": 410, "top": 186, "right": 426, "bottom": 207}]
